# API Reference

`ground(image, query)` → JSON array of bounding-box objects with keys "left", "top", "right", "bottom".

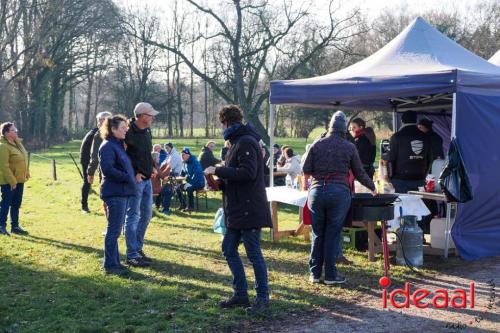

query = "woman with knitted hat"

[{"left": 301, "top": 111, "right": 376, "bottom": 285}]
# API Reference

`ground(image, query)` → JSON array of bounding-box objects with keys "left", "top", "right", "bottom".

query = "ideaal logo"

[
  {"left": 378, "top": 277, "right": 496, "bottom": 330},
  {"left": 378, "top": 276, "right": 475, "bottom": 309}
]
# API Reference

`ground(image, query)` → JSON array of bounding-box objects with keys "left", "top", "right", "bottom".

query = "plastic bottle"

[{"left": 285, "top": 174, "right": 292, "bottom": 188}]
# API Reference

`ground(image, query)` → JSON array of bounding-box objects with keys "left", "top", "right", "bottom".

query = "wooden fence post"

[{"left": 52, "top": 159, "right": 57, "bottom": 181}]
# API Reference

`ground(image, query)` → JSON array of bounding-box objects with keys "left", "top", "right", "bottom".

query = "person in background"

[
  {"left": 277, "top": 148, "right": 301, "bottom": 180},
  {"left": 199, "top": 141, "right": 221, "bottom": 170},
  {"left": 157, "top": 143, "right": 183, "bottom": 215},
  {"left": 349, "top": 118, "right": 377, "bottom": 179},
  {"left": 98, "top": 115, "right": 135, "bottom": 276},
  {"left": 0, "top": 123, "right": 29, "bottom": 236},
  {"left": 204, "top": 104, "right": 272, "bottom": 314},
  {"left": 302, "top": 111, "right": 376, "bottom": 285},
  {"left": 124, "top": 102, "right": 159, "bottom": 267},
  {"left": 152, "top": 144, "right": 167, "bottom": 165},
  {"left": 83, "top": 111, "right": 111, "bottom": 213},
  {"left": 272, "top": 144, "right": 281, "bottom": 165},
  {"left": 383, "top": 111, "right": 432, "bottom": 194},
  {"left": 269, "top": 144, "right": 286, "bottom": 186},
  {"left": 276, "top": 145, "right": 290, "bottom": 168},
  {"left": 163, "top": 143, "right": 183, "bottom": 177},
  {"left": 220, "top": 140, "right": 231, "bottom": 162},
  {"left": 417, "top": 118, "right": 444, "bottom": 160},
  {"left": 177, "top": 148, "right": 205, "bottom": 212}
]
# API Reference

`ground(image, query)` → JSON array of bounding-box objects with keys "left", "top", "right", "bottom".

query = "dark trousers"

[
  {"left": 222, "top": 228, "right": 269, "bottom": 300},
  {"left": 0, "top": 183, "right": 25, "bottom": 228},
  {"left": 103, "top": 196, "right": 130, "bottom": 269},
  {"left": 81, "top": 166, "right": 91, "bottom": 209},
  {"left": 161, "top": 185, "right": 174, "bottom": 212},
  {"left": 308, "top": 184, "right": 351, "bottom": 281},
  {"left": 176, "top": 183, "right": 202, "bottom": 209},
  {"left": 390, "top": 178, "right": 425, "bottom": 194}
]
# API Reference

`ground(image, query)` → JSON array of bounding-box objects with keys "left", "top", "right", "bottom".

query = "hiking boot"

[
  {"left": 0, "top": 226, "right": 10, "bottom": 236},
  {"left": 245, "top": 298, "right": 270, "bottom": 315},
  {"left": 138, "top": 250, "right": 153, "bottom": 263},
  {"left": 324, "top": 276, "right": 347, "bottom": 285},
  {"left": 126, "top": 257, "right": 150, "bottom": 267},
  {"left": 104, "top": 266, "right": 129, "bottom": 276},
  {"left": 11, "top": 226, "right": 28, "bottom": 235},
  {"left": 219, "top": 295, "right": 251, "bottom": 309}
]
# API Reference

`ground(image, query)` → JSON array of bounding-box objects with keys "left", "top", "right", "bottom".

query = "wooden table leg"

[
  {"left": 366, "top": 222, "right": 376, "bottom": 262},
  {"left": 271, "top": 201, "right": 279, "bottom": 243}
]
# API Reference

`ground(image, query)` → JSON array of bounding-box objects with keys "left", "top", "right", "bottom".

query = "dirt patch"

[{"left": 258, "top": 256, "right": 499, "bottom": 333}]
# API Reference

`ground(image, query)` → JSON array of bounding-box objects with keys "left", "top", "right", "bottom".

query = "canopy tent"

[
  {"left": 489, "top": 50, "right": 500, "bottom": 66},
  {"left": 269, "top": 17, "right": 500, "bottom": 260}
]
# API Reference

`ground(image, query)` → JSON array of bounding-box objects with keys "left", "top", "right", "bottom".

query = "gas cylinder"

[{"left": 396, "top": 215, "right": 424, "bottom": 267}]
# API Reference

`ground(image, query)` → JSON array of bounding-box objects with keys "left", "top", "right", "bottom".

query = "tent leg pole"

[
  {"left": 444, "top": 93, "right": 457, "bottom": 258},
  {"left": 268, "top": 103, "right": 275, "bottom": 188}
]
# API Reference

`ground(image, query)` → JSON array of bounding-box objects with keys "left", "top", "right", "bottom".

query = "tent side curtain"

[
  {"left": 270, "top": 71, "right": 457, "bottom": 109},
  {"left": 452, "top": 92, "right": 500, "bottom": 259}
]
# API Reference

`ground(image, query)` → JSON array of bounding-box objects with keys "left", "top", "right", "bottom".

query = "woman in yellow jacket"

[{"left": 0, "top": 122, "right": 29, "bottom": 235}]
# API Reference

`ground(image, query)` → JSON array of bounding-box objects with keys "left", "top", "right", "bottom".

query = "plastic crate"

[{"left": 341, "top": 226, "right": 381, "bottom": 251}]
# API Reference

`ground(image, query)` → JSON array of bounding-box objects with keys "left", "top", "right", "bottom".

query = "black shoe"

[
  {"left": 138, "top": 250, "right": 152, "bottom": 263},
  {"left": 104, "top": 266, "right": 129, "bottom": 276},
  {"left": 126, "top": 257, "right": 150, "bottom": 267},
  {"left": 324, "top": 276, "right": 347, "bottom": 285},
  {"left": 11, "top": 226, "right": 28, "bottom": 235},
  {"left": 82, "top": 207, "right": 90, "bottom": 214},
  {"left": 219, "top": 295, "right": 251, "bottom": 309},
  {"left": 0, "top": 227, "right": 10, "bottom": 236},
  {"left": 245, "top": 298, "right": 270, "bottom": 315}
]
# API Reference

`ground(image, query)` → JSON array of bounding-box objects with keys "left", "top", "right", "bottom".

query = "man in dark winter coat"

[
  {"left": 80, "top": 111, "right": 111, "bottom": 213},
  {"left": 198, "top": 141, "right": 221, "bottom": 170},
  {"left": 384, "top": 111, "right": 433, "bottom": 193},
  {"left": 204, "top": 104, "right": 272, "bottom": 315}
]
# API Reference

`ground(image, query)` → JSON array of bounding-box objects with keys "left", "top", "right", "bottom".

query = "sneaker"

[
  {"left": 219, "top": 295, "right": 251, "bottom": 309},
  {"left": 82, "top": 207, "right": 90, "bottom": 214},
  {"left": 324, "top": 276, "right": 347, "bottom": 285},
  {"left": 184, "top": 207, "right": 194, "bottom": 212},
  {"left": 126, "top": 257, "right": 150, "bottom": 267},
  {"left": 104, "top": 266, "right": 129, "bottom": 276},
  {"left": 138, "top": 250, "right": 152, "bottom": 263},
  {"left": 11, "top": 226, "right": 28, "bottom": 235},
  {"left": 245, "top": 298, "right": 270, "bottom": 315},
  {"left": 0, "top": 226, "right": 10, "bottom": 236},
  {"left": 161, "top": 209, "right": 171, "bottom": 216},
  {"left": 309, "top": 275, "right": 321, "bottom": 284}
]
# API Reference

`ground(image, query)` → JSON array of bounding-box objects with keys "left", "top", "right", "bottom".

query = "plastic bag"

[
  {"left": 213, "top": 208, "right": 226, "bottom": 234},
  {"left": 438, "top": 138, "right": 473, "bottom": 203}
]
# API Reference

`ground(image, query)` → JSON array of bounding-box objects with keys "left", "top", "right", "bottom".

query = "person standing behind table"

[
  {"left": 302, "top": 111, "right": 376, "bottom": 285},
  {"left": 276, "top": 148, "right": 302, "bottom": 180},
  {"left": 383, "top": 111, "right": 432, "bottom": 194},
  {"left": 204, "top": 104, "right": 272, "bottom": 314},
  {"left": 82, "top": 112, "right": 111, "bottom": 214},
  {"left": 199, "top": 141, "right": 221, "bottom": 170},
  {"left": 124, "top": 102, "right": 159, "bottom": 267},
  {"left": 417, "top": 118, "right": 444, "bottom": 160},
  {"left": 176, "top": 148, "right": 205, "bottom": 212},
  {"left": 0, "top": 123, "right": 29, "bottom": 236},
  {"left": 157, "top": 143, "right": 183, "bottom": 215},
  {"left": 349, "top": 118, "right": 377, "bottom": 179},
  {"left": 220, "top": 140, "right": 231, "bottom": 162},
  {"left": 98, "top": 115, "right": 136, "bottom": 276}
]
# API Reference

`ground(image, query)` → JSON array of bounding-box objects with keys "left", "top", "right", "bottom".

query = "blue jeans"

[
  {"left": 125, "top": 179, "right": 153, "bottom": 258},
  {"left": 308, "top": 184, "right": 351, "bottom": 280},
  {"left": 222, "top": 228, "right": 269, "bottom": 300},
  {"left": 103, "top": 196, "right": 130, "bottom": 269},
  {"left": 391, "top": 178, "right": 425, "bottom": 194},
  {"left": 0, "top": 183, "right": 24, "bottom": 228}
]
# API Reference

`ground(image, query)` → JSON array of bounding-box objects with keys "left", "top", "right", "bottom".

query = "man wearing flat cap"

[
  {"left": 124, "top": 102, "right": 159, "bottom": 267},
  {"left": 418, "top": 118, "right": 444, "bottom": 160}
]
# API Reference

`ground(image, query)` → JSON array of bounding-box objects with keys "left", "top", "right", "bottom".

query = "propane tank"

[{"left": 396, "top": 215, "right": 423, "bottom": 267}]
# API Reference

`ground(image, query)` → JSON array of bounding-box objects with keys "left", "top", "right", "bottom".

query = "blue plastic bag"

[{"left": 213, "top": 208, "right": 226, "bottom": 235}]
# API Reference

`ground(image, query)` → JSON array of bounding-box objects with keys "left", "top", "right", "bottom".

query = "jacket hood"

[{"left": 229, "top": 122, "right": 262, "bottom": 142}]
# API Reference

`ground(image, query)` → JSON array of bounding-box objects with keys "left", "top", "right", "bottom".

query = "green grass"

[{"left": 0, "top": 140, "right": 461, "bottom": 332}]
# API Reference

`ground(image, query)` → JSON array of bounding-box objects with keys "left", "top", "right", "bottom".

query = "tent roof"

[
  {"left": 489, "top": 50, "right": 500, "bottom": 66},
  {"left": 270, "top": 17, "right": 500, "bottom": 109}
]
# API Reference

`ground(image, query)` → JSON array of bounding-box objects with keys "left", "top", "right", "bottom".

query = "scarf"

[
  {"left": 353, "top": 128, "right": 365, "bottom": 139},
  {"left": 223, "top": 123, "right": 243, "bottom": 141}
]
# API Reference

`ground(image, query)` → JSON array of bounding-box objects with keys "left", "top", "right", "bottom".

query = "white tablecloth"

[
  {"left": 388, "top": 194, "right": 431, "bottom": 230},
  {"left": 266, "top": 186, "right": 308, "bottom": 207}
]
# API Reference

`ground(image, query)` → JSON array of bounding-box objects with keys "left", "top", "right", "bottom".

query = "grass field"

[{"left": 0, "top": 139, "right": 461, "bottom": 333}]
